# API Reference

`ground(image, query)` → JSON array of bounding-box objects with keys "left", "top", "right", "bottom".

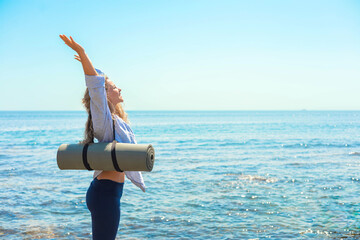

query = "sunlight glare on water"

[{"left": 0, "top": 111, "right": 360, "bottom": 239}]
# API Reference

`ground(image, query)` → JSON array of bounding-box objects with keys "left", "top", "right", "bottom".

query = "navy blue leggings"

[{"left": 86, "top": 177, "right": 124, "bottom": 240}]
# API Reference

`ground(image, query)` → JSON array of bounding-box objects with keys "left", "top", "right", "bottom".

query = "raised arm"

[
  {"left": 60, "top": 34, "right": 114, "bottom": 141},
  {"left": 59, "top": 34, "right": 97, "bottom": 76}
]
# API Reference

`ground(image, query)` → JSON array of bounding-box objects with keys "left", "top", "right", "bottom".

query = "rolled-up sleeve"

[{"left": 85, "top": 75, "right": 113, "bottom": 142}]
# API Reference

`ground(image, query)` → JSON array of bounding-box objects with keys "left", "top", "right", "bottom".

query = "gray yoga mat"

[{"left": 57, "top": 142, "right": 155, "bottom": 171}]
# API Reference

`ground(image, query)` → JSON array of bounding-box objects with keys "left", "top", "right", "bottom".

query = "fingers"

[
  {"left": 59, "top": 34, "right": 70, "bottom": 44},
  {"left": 70, "top": 36, "right": 79, "bottom": 45},
  {"left": 60, "top": 34, "right": 73, "bottom": 44},
  {"left": 59, "top": 34, "right": 68, "bottom": 41},
  {"left": 60, "top": 34, "right": 76, "bottom": 50},
  {"left": 60, "top": 34, "right": 84, "bottom": 53},
  {"left": 74, "top": 54, "right": 81, "bottom": 62}
]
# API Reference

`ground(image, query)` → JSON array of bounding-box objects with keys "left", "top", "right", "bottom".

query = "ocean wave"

[
  {"left": 282, "top": 142, "right": 353, "bottom": 149},
  {"left": 225, "top": 173, "right": 278, "bottom": 183},
  {"left": 349, "top": 152, "right": 360, "bottom": 155}
]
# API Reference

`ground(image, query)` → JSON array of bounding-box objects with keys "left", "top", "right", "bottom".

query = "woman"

[{"left": 59, "top": 34, "right": 146, "bottom": 240}]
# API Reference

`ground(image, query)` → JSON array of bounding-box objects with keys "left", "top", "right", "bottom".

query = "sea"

[{"left": 1, "top": 110, "right": 360, "bottom": 239}]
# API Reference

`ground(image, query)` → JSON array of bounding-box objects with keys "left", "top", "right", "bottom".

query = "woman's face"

[{"left": 106, "top": 80, "right": 123, "bottom": 105}]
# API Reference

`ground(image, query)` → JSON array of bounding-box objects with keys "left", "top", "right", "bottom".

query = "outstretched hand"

[
  {"left": 59, "top": 34, "right": 84, "bottom": 53},
  {"left": 60, "top": 34, "right": 97, "bottom": 75}
]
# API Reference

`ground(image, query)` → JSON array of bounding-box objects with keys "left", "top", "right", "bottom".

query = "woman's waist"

[{"left": 97, "top": 170, "right": 125, "bottom": 183}]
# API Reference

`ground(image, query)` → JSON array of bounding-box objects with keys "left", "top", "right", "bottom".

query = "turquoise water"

[{"left": 1, "top": 111, "right": 360, "bottom": 239}]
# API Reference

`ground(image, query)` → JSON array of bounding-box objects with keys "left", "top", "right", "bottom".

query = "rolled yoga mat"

[{"left": 57, "top": 142, "right": 155, "bottom": 172}]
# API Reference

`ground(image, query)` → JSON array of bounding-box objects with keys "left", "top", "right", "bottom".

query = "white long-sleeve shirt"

[{"left": 85, "top": 73, "right": 146, "bottom": 192}]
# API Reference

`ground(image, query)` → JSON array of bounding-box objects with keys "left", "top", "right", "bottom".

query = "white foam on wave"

[
  {"left": 349, "top": 152, "right": 360, "bottom": 155},
  {"left": 225, "top": 173, "right": 278, "bottom": 183}
]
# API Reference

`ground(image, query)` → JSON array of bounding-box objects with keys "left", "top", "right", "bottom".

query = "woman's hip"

[{"left": 86, "top": 177, "right": 124, "bottom": 212}]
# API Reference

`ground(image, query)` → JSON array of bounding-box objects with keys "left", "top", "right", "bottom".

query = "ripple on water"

[{"left": 3, "top": 111, "right": 360, "bottom": 239}]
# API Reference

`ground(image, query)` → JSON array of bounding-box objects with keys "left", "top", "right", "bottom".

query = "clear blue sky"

[{"left": 0, "top": 0, "right": 359, "bottom": 110}]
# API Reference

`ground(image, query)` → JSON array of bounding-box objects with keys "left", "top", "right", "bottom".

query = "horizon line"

[{"left": 2, "top": 109, "right": 360, "bottom": 112}]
